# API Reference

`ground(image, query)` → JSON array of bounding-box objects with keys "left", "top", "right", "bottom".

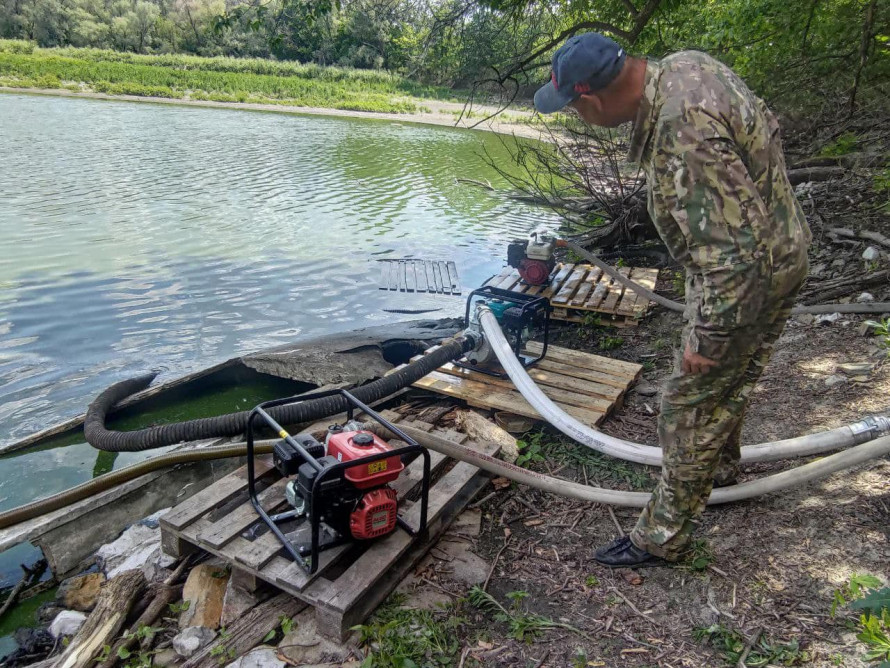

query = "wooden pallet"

[
  {"left": 483, "top": 263, "right": 659, "bottom": 326},
  {"left": 402, "top": 342, "right": 641, "bottom": 426},
  {"left": 378, "top": 259, "right": 461, "bottom": 295},
  {"left": 159, "top": 413, "right": 498, "bottom": 640}
]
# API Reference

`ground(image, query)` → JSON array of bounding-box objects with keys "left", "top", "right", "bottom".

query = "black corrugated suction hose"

[{"left": 84, "top": 335, "right": 474, "bottom": 452}]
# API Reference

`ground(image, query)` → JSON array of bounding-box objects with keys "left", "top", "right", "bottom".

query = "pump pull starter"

[{"left": 246, "top": 389, "right": 430, "bottom": 574}]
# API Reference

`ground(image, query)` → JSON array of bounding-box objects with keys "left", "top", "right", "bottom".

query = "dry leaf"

[
  {"left": 503, "top": 527, "right": 512, "bottom": 538},
  {"left": 524, "top": 519, "right": 545, "bottom": 527},
  {"left": 492, "top": 477, "right": 511, "bottom": 490},
  {"left": 620, "top": 570, "right": 644, "bottom": 585}
]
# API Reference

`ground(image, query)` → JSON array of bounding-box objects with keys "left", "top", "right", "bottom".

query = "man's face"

[{"left": 568, "top": 94, "right": 625, "bottom": 128}]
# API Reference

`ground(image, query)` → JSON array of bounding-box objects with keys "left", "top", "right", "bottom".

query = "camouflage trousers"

[{"left": 629, "top": 275, "right": 803, "bottom": 561}]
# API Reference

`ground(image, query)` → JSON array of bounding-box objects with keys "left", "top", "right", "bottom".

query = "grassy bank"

[{"left": 0, "top": 40, "right": 461, "bottom": 113}]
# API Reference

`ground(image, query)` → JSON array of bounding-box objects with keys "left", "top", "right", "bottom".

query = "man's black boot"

[{"left": 594, "top": 536, "right": 666, "bottom": 568}]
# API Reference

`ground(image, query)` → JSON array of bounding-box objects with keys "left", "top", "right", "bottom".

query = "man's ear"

[{"left": 578, "top": 92, "right": 604, "bottom": 115}]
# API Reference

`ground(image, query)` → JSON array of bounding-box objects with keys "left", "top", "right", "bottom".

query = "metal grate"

[{"left": 378, "top": 259, "right": 461, "bottom": 295}]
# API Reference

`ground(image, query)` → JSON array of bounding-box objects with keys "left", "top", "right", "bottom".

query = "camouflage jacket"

[{"left": 627, "top": 51, "right": 811, "bottom": 361}]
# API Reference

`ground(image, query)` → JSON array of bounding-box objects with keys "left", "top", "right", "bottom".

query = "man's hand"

[{"left": 682, "top": 343, "right": 718, "bottom": 375}]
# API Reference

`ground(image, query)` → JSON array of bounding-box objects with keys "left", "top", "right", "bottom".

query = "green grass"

[
  {"left": 352, "top": 593, "right": 464, "bottom": 667},
  {"left": 0, "top": 40, "right": 464, "bottom": 113}
]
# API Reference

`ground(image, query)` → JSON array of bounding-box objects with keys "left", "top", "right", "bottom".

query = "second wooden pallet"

[{"left": 484, "top": 263, "right": 659, "bottom": 326}]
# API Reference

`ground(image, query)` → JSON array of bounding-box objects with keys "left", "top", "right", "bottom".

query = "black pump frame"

[
  {"left": 246, "top": 389, "right": 430, "bottom": 575},
  {"left": 458, "top": 285, "right": 551, "bottom": 378}
]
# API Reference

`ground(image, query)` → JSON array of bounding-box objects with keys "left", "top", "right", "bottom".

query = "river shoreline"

[{"left": 0, "top": 86, "right": 546, "bottom": 139}]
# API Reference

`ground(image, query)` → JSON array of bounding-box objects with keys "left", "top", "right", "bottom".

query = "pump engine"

[
  {"left": 507, "top": 233, "right": 558, "bottom": 285},
  {"left": 246, "top": 390, "right": 430, "bottom": 574}
]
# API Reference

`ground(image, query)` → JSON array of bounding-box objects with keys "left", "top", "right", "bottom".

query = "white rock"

[
  {"left": 49, "top": 610, "right": 87, "bottom": 638},
  {"left": 635, "top": 381, "right": 658, "bottom": 397},
  {"left": 824, "top": 375, "right": 847, "bottom": 388},
  {"left": 862, "top": 246, "right": 880, "bottom": 261},
  {"left": 96, "top": 508, "right": 171, "bottom": 578},
  {"left": 856, "top": 292, "right": 875, "bottom": 303},
  {"left": 816, "top": 312, "right": 841, "bottom": 325},
  {"left": 172, "top": 626, "right": 216, "bottom": 658},
  {"left": 226, "top": 648, "right": 286, "bottom": 668}
]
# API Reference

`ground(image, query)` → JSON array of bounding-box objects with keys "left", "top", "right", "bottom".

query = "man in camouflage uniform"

[{"left": 534, "top": 33, "right": 811, "bottom": 566}]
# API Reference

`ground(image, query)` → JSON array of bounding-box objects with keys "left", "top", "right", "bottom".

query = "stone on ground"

[
  {"left": 172, "top": 626, "right": 216, "bottom": 658},
  {"left": 180, "top": 564, "right": 230, "bottom": 629},
  {"left": 48, "top": 610, "right": 87, "bottom": 638},
  {"left": 96, "top": 508, "right": 171, "bottom": 578},
  {"left": 225, "top": 647, "right": 286, "bottom": 668},
  {"left": 276, "top": 608, "right": 356, "bottom": 666},
  {"left": 56, "top": 572, "right": 105, "bottom": 612}
]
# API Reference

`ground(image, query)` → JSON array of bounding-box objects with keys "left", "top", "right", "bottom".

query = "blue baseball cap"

[{"left": 534, "top": 32, "right": 627, "bottom": 114}]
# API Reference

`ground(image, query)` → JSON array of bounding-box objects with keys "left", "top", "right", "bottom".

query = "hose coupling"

[{"left": 848, "top": 415, "right": 890, "bottom": 443}]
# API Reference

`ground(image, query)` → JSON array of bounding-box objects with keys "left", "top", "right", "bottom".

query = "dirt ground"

[
  {"left": 395, "top": 298, "right": 889, "bottom": 668},
  {"left": 372, "top": 192, "right": 890, "bottom": 668}
]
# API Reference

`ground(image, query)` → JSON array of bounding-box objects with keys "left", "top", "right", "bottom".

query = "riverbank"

[
  {"left": 0, "top": 41, "right": 544, "bottom": 139},
  {"left": 0, "top": 86, "right": 544, "bottom": 139}
]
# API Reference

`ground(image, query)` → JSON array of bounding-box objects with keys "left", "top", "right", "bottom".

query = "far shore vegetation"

[{"left": 0, "top": 39, "right": 473, "bottom": 113}]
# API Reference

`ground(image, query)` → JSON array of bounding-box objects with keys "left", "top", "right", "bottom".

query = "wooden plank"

[
  {"left": 389, "top": 261, "right": 400, "bottom": 291},
  {"left": 570, "top": 266, "right": 602, "bottom": 306},
  {"left": 551, "top": 265, "right": 589, "bottom": 305},
  {"left": 435, "top": 261, "right": 448, "bottom": 294},
  {"left": 415, "top": 260, "right": 428, "bottom": 293},
  {"left": 400, "top": 260, "right": 408, "bottom": 292},
  {"left": 585, "top": 266, "right": 614, "bottom": 309},
  {"left": 160, "top": 459, "right": 274, "bottom": 531},
  {"left": 494, "top": 268, "right": 521, "bottom": 291},
  {"left": 599, "top": 266, "right": 630, "bottom": 313},
  {"left": 484, "top": 267, "right": 512, "bottom": 288},
  {"left": 428, "top": 360, "right": 622, "bottom": 402},
  {"left": 197, "top": 477, "right": 290, "bottom": 550},
  {"left": 233, "top": 531, "right": 283, "bottom": 571},
  {"left": 378, "top": 261, "right": 390, "bottom": 291},
  {"left": 531, "top": 356, "right": 635, "bottom": 389},
  {"left": 541, "top": 263, "right": 573, "bottom": 299},
  {"left": 412, "top": 368, "right": 612, "bottom": 413},
  {"left": 525, "top": 342, "right": 641, "bottom": 379},
  {"left": 405, "top": 260, "right": 416, "bottom": 293},
  {"left": 447, "top": 261, "right": 460, "bottom": 294},
  {"left": 410, "top": 372, "right": 605, "bottom": 426}
]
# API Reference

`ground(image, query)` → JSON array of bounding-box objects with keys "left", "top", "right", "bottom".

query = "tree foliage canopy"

[{"left": 1, "top": 0, "right": 886, "bottom": 114}]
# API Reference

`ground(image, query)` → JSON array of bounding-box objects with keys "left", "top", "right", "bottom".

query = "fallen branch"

[
  {"left": 787, "top": 166, "right": 847, "bottom": 185},
  {"left": 96, "top": 558, "right": 192, "bottom": 668},
  {"left": 52, "top": 569, "right": 146, "bottom": 668},
  {"left": 736, "top": 627, "right": 763, "bottom": 668},
  {"left": 0, "top": 559, "right": 47, "bottom": 620},
  {"left": 455, "top": 177, "right": 494, "bottom": 190},
  {"left": 829, "top": 227, "right": 890, "bottom": 249}
]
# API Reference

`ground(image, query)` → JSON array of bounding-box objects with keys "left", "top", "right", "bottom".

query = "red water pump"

[
  {"left": 507, "top": 233, "right": 560, "bottom": 285},
  {"left": 246, "top": 389, "right": 430, "bottom": 574}
]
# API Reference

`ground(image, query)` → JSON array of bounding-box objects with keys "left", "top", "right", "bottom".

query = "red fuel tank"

[{"left": 326, "top": 430, "right": 404, "bottom": 489}]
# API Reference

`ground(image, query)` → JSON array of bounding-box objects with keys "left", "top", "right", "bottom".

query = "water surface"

[{"left": 0, "top": 92, "right": 559, "bottom": 596}]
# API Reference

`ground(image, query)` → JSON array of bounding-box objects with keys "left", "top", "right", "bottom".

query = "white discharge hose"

[{"left": 477, "top": 307, "right": 890, "bottom": 467}]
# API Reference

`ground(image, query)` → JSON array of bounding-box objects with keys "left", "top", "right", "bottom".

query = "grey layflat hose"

[
  {"left": 4, "top": 424, "right": 888, "bottom": 530},
  {"left": 566, "top": 241, "right": 890, "bottom": 315}
]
